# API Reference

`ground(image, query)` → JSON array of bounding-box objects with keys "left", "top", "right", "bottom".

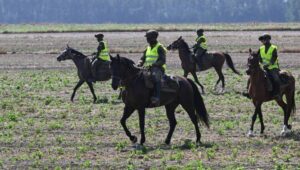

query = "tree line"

[{"left": 0, "top": 0, "right": 299, "bottom": 23}]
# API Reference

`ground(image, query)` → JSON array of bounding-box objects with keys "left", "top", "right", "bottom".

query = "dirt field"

[{"left": 0, "top": 31, "right": 300, "bottom": 169}]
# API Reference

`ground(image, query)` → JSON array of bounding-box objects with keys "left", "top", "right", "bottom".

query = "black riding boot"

[{"left": 151, "top": 80, "right": 161, "bottom": 106}]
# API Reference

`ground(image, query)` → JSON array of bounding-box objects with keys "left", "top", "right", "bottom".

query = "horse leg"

[
  {"left": 191, "top": 71, "right": 205, "bottom": 94},
  {"left": 181, "top": 101, "right": 201, "bottom": 144},
  {"left": 276, "top": 99, "right": 291, "bottom": 135},
  {"left": 138, "top": 108, "right": 146, "bottom": 145},
  {"left": 248, "top": 104, "right": 259, "bottom": 137},
  {"left": 71, "top": 80, "right": 84, "bottom": 102},
  {"left": 214, "top": 67, "right": 225, "bottom": 93},
  {"left": 164, "top": 103, "right": 179, "bottom": 145},
  {"left": 121, "top": 106, "right": 137, "bottom": 143},
  {"left": 183, "top": 70, "right": 189, "bottom": 78},
  {"left": 86, "top": 82, "right": 97, "bottom": 103},
  {"left": 256, "top": 104, "right": 265, "bottom": 134}
]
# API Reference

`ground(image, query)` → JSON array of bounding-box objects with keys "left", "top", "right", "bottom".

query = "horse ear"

[
  {"left": 116, "top": 54, "right": 120, "bottom": 60},
  {"left": 67, "top": 44, "right": 70, "bottom": 49},
  {"left": 249, "top": 48, "right": 252, "bottom": 53},
  {"left": 178, "top": 36, "right": 182, "bottom": 40}
]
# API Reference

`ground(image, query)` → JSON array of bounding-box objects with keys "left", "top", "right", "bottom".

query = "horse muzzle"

[{"left": 111, "top": 77, "right": 120, "bottom": 90}]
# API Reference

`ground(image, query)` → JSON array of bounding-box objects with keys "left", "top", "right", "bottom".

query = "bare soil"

[{"left": 0, "top": 31, "right": 299, "bottom": 169}]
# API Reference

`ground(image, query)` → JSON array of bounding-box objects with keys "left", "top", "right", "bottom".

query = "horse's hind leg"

[
  {"left": 121, "top": 106, "right": 137, "bottom": 143},
  {"left": 71, "top": 80, "right": 84, "bottom": 102},
  {"left": 214, "top": 67, "right": 225, "bottom": 92},
  {"left": 276, "top": 99, "right": 291, "bottom": 135},
  {"left": 191, "top": 71, "right": 205, "bottom": 94},
  {"left": 164, "top": 102, "right": 179, "bottom": 145},
  {"left": 87, "top": 82, "right": 97, "bottom": 103},
  {"left": 180, "top": 101, "right": 201, "bottom": 144}
]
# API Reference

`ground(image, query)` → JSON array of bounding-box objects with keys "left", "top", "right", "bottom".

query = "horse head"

[
  {"left": 167, "top": 36, "right": 183, "bottom": 50},
  {"left": 246, "top": 48, "right": 260, "bottom": 75},
  {"left": 110, "top": 54, "right": 136, "bottom": 90}
]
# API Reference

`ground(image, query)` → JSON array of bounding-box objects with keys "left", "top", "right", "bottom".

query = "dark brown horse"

[
  {"left": 57, "top": 46, "right": 111, "bottom": 103},
  {"left": 167, "top": 36, "right": 240, "bottom": 93},
  {"left": 109, "top": 54, "right": 209, "bottom": 145},
  {"left": 246, "top": 49, "right": 296, "bottom": 137}
]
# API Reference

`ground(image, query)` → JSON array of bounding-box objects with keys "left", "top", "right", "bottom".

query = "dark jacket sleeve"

[
  {"left": 193, "top": 37, "right": 205, "bottom": 49},
  {"left": 96, "top": 42, "right": 105, "bottom": 57},
  {"left": 153, "top": 46, "right": 166, "bottom": 67}
]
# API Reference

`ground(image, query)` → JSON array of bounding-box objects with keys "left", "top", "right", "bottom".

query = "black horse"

[
  {"left": 167, "top": 37, "right": 240, "bottom": 93},
  {"left": 57, "top": 46, "right": 111, "bottom": 103},
  {"left": 110, "top": 54, "right": 209, "bottom": 145}
]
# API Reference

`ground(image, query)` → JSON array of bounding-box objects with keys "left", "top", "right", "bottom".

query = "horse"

[
  {"left": 57, "top": 46, "right": 111, "bottom": 103},
  {"left": 246, "top": 48, "right": 296, "bottom": 137},
  {"left": 109, "top": 54, "right": 210, "bottom": 145},
  {"left": 167, "top": 36, "right": 240, "bottom": 93}
]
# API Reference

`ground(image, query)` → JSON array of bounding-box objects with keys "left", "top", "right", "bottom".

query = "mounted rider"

[
  {"left": 258, "top": 33, "right": 282, "bottom": 96},
  {"left": 137, "top": 30, "right": 167, "bottom": 106},
  {"left": 90, "top": 33, "right": 110, "bottom": 82},
  {"left": 193, "top": 29, "right": 208, "bottom": 63}
]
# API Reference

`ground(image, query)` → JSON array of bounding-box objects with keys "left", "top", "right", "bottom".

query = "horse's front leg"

[
  {"left": 183, "top": 70, "right": 189, "bottom": 78},
  {"left": 256, "top": 103, "right": 265, "bottom": 134},
  {"left": 191, "top": 71, "right": 205, "bottom": 94},
  {"left": 138, "top": 108, "right": 146, "bottom": 145},
  {"left": 71, "top": 80, "right": 84, "bottom": 102},
  {"left": 121, "top": 106, "right": 137, "bottom": 143},
  {"left": 248, "top": 104, "right": 259, "bottom": 137},
  {"left": 86, "top": 82, "right": 97, "bottom": 103}
]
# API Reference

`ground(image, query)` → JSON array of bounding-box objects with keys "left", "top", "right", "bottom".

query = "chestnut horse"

[
  {"left": 246, "top": 49, "right": 295, "bottom": 136},
  {"left": 167, "top": 36, "right": 240, "bottom": 93}
]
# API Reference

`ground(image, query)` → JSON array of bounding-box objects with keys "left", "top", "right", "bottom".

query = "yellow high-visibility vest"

[
  {"left": 97, "top": 41, "right": 110, "bottom": 61},
  {"left": 145, "top": 42, "right": 166, "bottom": 71},
  {"left": 260, "top": 45, "right": 279, "bottom": 69},
  {"left": 195, "top": 35, "right": 207, "bottom": 50}
]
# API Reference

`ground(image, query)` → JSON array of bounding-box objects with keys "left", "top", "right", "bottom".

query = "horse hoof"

[
  {"left": 93, "top": 98, "right": 97, "bottom": 104},
  {"left": 164, "top": 140, "right": 171, "bottom": 145},
  {"left": 247, "top": 130, "right": 254, "bottom": 137},
  {"left": 287, "top": 124, "right": 292, "bottom": 130},
  {"left": 196, "top": 141, "right": 202, "bottom": 147},
  {"left": 280, "top": 125, "right": 291, "bottom": 136},
  {"left": 131, "top": 136, "right": 138, "bottom": 143}
]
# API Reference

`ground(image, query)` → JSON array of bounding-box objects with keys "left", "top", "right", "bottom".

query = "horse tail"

[
  {"left": 286, "top": 77, "right": 296, "bottom": 116},
  {"left": 187, "top": 79, "right": 210, "bottom": 128},
  {"left": 224, "top": 53, "right": 240, "bottom": 75}
]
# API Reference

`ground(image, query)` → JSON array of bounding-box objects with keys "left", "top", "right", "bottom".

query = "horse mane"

[
  {"left": 180, "top": 39, "right": 192, "bottom": 53},
  {"left": 119, "top": 56, "right": 136, "bottom": 68},
  {"left": 69, "top": 48, "right": 87, "bottom": 58}
]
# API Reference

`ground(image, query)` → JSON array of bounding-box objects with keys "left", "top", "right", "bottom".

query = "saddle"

[
  {"left": 194, "top": 53, "right": 213, "bottom": 71},
  {"left": 264, "top": 70, "right": 290, "bottom": 92},
  {"left": 142, "top": 71, "right": 179, "bottom": 93},
  {"left": 94, "top": 61, "right": 111, "bottom": 80}
]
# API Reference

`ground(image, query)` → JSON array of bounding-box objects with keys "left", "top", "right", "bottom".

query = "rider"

[
  {"left": 90, "top": 33, "right": 110, "bottom": 82},
  {"left": 137, "top": 30, "right": 167, "bottom": 106},
  {"left": 258, "top": 33, "right": 282, "bottom": 96},
  {"left": 193, "top": 29, "right": 208, "bottom": 63}
]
